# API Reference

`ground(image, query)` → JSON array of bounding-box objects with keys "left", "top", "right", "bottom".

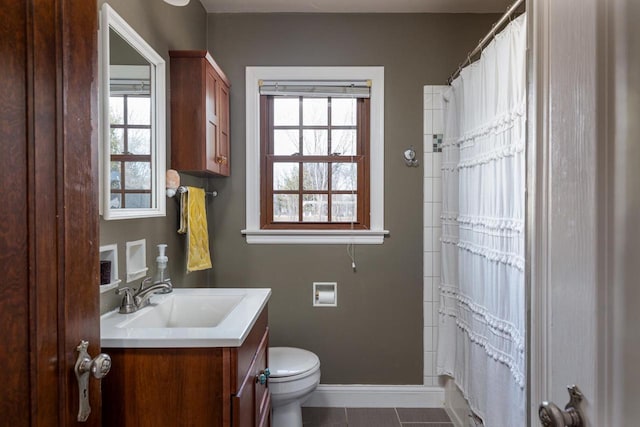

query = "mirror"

[{"left": 100, "top": 4, "right": 166, "bottom": 220}]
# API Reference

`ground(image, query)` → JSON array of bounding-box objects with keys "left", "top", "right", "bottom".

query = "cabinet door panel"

[
  {"left": 254, "top": 332, "right": 269, "bottom": 423},
  {"left": 232, "top": 379, "right": 254, "bottom": 427},
  {"left": 232, "top": 326, "right": 270, "bottom": 427},
  {"left": 257, "top": 393, "right": 271, "bottom": 427},
  {"left": 205, "top": 67, "right": 219, "bottom": 173},
  {"left": 217, "top": 82, "right": 230, "bottom": 176}
]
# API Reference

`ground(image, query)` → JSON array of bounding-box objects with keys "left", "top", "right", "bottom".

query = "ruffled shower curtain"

[{"left": 436, "top": 14, "right": 526, "bottom": 427}]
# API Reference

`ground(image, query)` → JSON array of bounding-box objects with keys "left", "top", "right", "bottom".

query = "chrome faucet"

[{"left": 116, "top": 279, "right": 172, "bottom": 314}]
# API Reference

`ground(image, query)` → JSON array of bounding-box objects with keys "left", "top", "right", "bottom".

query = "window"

[
  {"left": 261, "top": 95, "right": 370, "bottom": 229},
  {"left": 243, "top": 67, "right": 387, "bottom": 244},
  {"left": 108, "top": 93, "right": 153, "bottom": 209}
]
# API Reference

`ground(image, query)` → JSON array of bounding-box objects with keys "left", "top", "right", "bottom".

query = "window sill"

[{"left": 241, "top": 229, "right": 389, "bottom": 244}]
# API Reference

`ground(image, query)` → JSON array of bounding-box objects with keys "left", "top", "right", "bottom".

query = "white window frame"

[{"left": 243, "top": 66, "right": 388, "bottom": 244}]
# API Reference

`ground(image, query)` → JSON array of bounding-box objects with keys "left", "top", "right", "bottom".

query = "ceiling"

[{"left": 198, "top": 0, "right": 514, "bottom": 14}]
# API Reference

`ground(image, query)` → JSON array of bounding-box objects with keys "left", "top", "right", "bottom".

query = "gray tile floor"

[{"left": 302, "top": 407, "right": 453, "bottom": 427}]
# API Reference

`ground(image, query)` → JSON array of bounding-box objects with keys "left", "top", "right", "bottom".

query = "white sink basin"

[
  {"left": 101, "top": 288, "right": 271, "bottom": 348},
  {"left": 119, "top": 294, "right": 244, "bottom": 328}
]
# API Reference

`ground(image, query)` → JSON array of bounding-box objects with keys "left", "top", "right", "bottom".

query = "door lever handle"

[
  {"left": 538, "top": 385, "right": 584, "bottom": 426},
  {"left": 74, "top": 340, "right": 111, "bottom": 422}
]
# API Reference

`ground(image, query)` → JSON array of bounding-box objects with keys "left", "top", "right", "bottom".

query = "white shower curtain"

[{"left": 436, "top": 14, "right": 526, "bottom": 427}]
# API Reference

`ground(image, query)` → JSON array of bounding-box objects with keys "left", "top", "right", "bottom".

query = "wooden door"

[{"left": 1, "top": 1, "right": 100, "bottom": 425}]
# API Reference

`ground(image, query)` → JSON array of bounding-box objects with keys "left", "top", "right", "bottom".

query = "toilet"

[{"left": 268, "top": 347, "right": 321, "bottom": 427}]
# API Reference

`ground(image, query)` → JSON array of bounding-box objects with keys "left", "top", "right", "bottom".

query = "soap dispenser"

[{"left": 153, "top": 244, "right": 172, "bottom": 293}]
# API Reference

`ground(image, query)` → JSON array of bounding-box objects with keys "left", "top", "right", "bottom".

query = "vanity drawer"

[
  {"left": 232, "top": 325, "right": 270, "bottom": 427},
  {"left": 231, "top": 307, "right": 268, "bottom": 394}
]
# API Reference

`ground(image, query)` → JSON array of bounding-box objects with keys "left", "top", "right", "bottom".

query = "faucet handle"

[
  {"left": 115, "top": 286, "right": 133, "bottom": 296},
  {"left": 115, "top": 287, "right": 136, "bottom": 314},
  {"left": 138, "top": 277, "right": 153, "bottom": 292}
]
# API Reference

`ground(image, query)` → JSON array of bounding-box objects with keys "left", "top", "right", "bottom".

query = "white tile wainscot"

[{"left": 423, "top": 85, "right": 446, "bottom": 386}]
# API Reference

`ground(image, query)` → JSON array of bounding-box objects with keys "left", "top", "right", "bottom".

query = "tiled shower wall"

[{"left": 423, "top": 85, "right": 446, "bottom": 386}]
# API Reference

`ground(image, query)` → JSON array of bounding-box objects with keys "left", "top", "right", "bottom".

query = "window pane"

[
  {"left": 332, "top": 163, "right": 357, "bottom": 191},
  {"left": 109, "top": 96, "right": 124, "bottom": 124},
  {"left": 110, "top": 162, "right": 121, "bottom": 189},
  {"left": 303, "top": 194, "right": 328, "bottom": 222},
  {"left": 332, "top": 194, "right": 357, "bottom": 222},
  {"left": 274, "top": 97, "right": 299, "bottom": 126},
  {"left": 124, "top": 162, "right": 151, "bottom": 189},
  {"left": 303, "top": 98, "right": 328, "bottom": 125},
  {"left": 273, "top": 194, "right": 299, "bottom": 222},
  {"left": 331, "top": 129, "right": 356, "bottom": 155},
  {"left": 110, "top": 128, "right": 124, "bottom": 154},
  {"left": 302, "top": 129, "right": 328, "bottom": 155},
  {"left": 273, "top": 163, "right": 299, "bottom": 190},
  {"left": 125, "top": 193, "right": 151, "bottom": 209},
  {"left": 128, "top": 128, "right": 151, "bottom": 154},
  {"left": 303, "top": 163, "right": 328, "bottom": 191},
  {"left": 109, "top": 193, "right": 121, "bottom": 209},
  {"left": 127, "top": 96, "right": 151, "bottom": 125},
  {"left": 331, "top": 98, "right": 356, "bottom": 126},
  {"left": 274, "top": 129, "right": 299, "bottom": 155}
]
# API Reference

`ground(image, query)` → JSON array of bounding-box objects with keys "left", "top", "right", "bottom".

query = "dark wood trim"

[
  {"left": 260, "top": 95, "right": 370, "bottom": 229},
  {"left": 262, "top": 223, "right": 369, "bottom": 230},
  {"left": 260, "top": 96, "right": 271, "bottom": 228},
  {"left": 168, "top": 50, "right": 231, "bottom": 87},
  {"left": 359, "top": 98, "right": 371, "bottom": 227},
  {"left": 60, "top": 0, "right": 100, "bottom": 424},
  {"left": 31, "top": 0, "right": 62, "bottom": 423},
  {"left": 2, "top": 1, "right": 32, "bottom": 424},
  {"left": 110, "top": 154, "right": 152, "bottom": 161},
  {"left": 2, "top": 1, "right": 99, "bottom": 425}
]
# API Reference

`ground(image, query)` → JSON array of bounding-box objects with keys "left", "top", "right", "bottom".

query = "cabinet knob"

[
  {"left": 256, "top": 368, "right": 270, "bottom": 385},
  {"left": 216, "top": 156, "right": 228, "bottom": 165},
  {"left": 256, "top": 373, "right": 267, "bottom": 385}
]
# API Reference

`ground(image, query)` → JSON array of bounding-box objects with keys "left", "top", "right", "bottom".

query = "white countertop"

[{"left": 101, "top": 288, "right": 271, "bottom": 348}]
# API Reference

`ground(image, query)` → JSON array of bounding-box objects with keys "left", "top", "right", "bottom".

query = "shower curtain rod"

[{"left": 447, "top": 0, "right": 525, "bottom": 84}]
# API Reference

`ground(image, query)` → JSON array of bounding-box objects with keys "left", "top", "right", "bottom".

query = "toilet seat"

[{"left": 269, "top": 347, "right": 320, "bottom": 382}]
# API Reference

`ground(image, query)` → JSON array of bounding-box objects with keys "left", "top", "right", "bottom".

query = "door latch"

[
  {"left": 74, "top": 340, "right": 111, "bottom": 422},
  {"left": 539, "top": 385, "right": 584, "bottom": 426}
]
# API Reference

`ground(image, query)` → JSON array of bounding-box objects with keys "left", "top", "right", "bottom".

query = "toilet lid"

[{"left": 268, "top": 347, "right": 320, "bottom": 378}]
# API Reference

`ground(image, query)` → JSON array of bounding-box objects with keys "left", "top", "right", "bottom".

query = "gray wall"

[
  {"left": 99, "top": 0, "right": 210, "bottom": 314},
  {"left": 206, "top": 13, "right": 497, "bottom": 384}
]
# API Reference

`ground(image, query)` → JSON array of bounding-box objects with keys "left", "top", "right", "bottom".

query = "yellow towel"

[{"left": 178, "top": 187, "right": 212, "bottom": 272}]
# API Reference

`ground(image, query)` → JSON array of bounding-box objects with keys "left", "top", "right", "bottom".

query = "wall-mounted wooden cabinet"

[
  {"left": 169, "top": 50, "right": 231, "bottom": 176},
  {"left": 102, "top": 308, "right": 270, "bottom": 426}
]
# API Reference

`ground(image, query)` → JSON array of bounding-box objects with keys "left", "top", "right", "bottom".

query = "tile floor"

[{"left": 302, "top": 407, "right": 453, "bottom": 427}]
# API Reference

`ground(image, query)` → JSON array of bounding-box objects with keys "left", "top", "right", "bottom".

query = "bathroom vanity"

[{"left": 101, "top": 288, "right": 271, "bottom": 427}]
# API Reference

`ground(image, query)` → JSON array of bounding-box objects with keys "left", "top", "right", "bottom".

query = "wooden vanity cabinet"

[
  {"left": 102, "top": 308, "right": 270, "bottom": 427},
  {"left": 233, "top": 322, "right": 271, "bottom": 427},
  {"left": 169, "top": 50, "right": 231, "bottom": 176}
]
